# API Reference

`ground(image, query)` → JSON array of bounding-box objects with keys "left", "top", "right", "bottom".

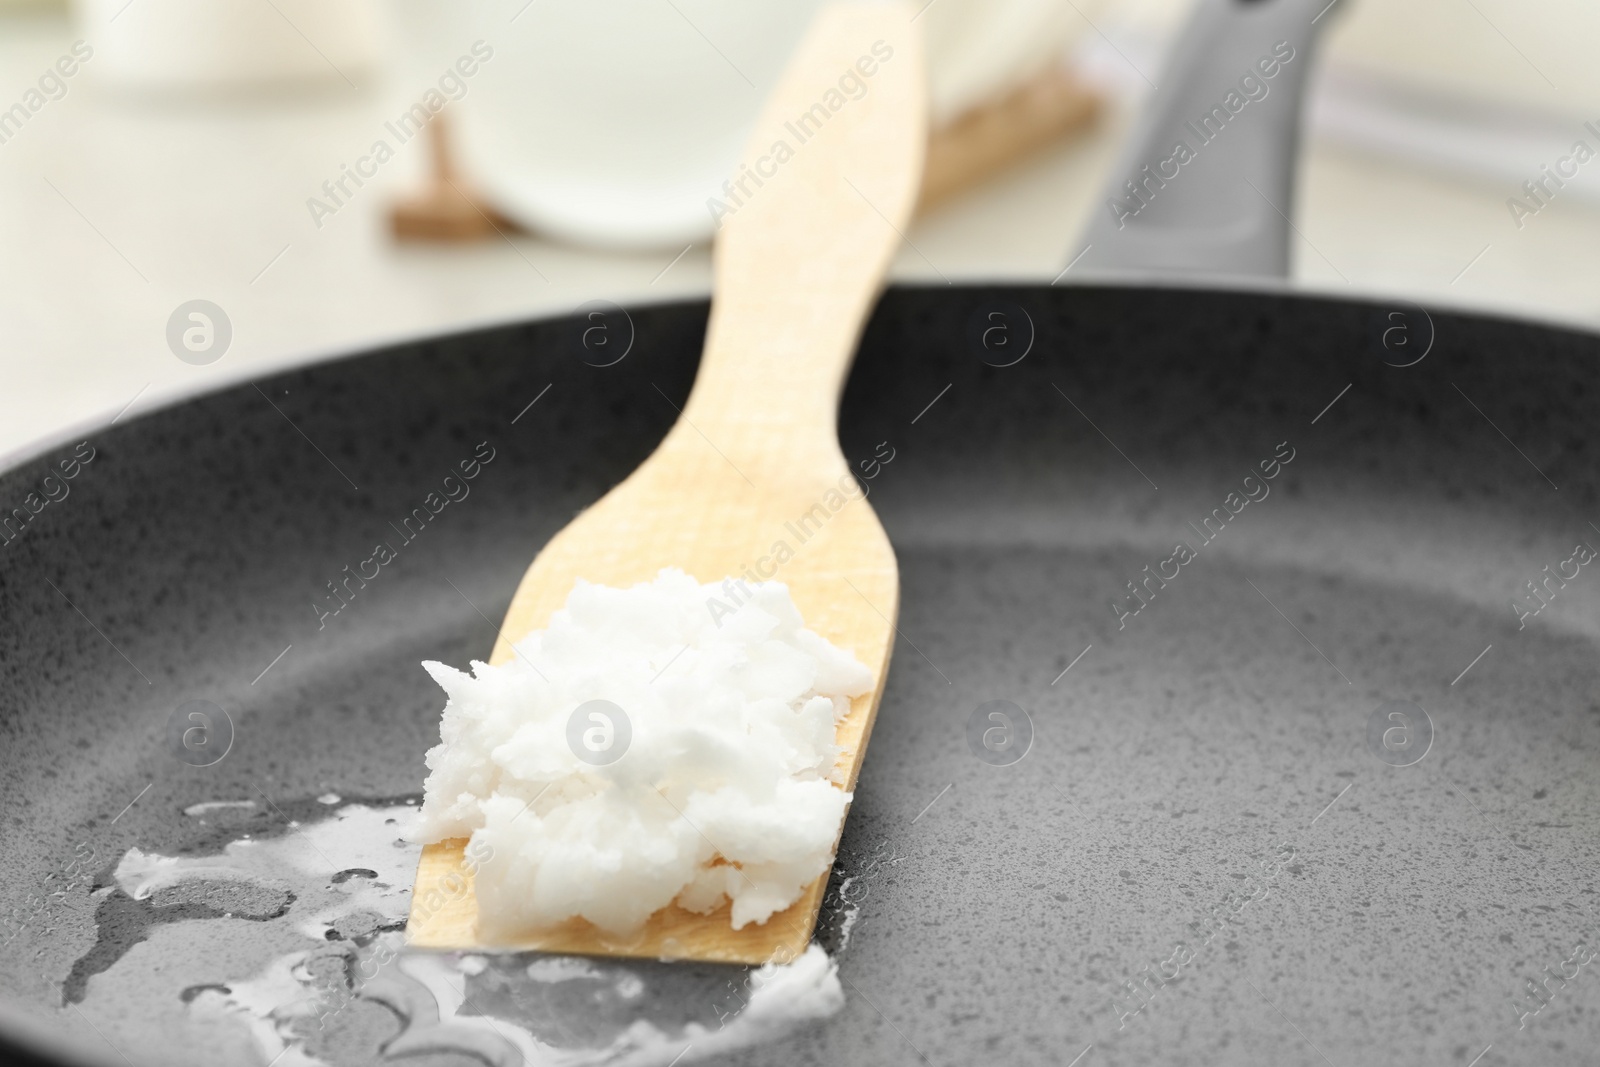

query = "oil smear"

[{"left": 90, "top": 801, "right": 846, "bottom": 1067}]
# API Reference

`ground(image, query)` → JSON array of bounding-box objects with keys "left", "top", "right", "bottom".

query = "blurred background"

[{"left": 3, "top": 0, "right": 1599, "bottom": 460}]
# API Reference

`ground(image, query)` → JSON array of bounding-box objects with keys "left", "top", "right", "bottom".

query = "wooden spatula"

[{"left": 407, "top": 1, "right": 926, "bottom": 965}]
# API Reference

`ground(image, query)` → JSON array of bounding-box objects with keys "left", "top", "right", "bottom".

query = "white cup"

[{"left": 73, "top": 0, "right": 383, "bottom": 93}]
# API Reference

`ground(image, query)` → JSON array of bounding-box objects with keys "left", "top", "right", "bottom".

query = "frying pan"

[{"left": 5, "top": 1, "right": 1600, "bottom": 1065}]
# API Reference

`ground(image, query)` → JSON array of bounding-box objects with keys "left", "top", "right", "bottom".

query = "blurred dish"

[
  {"left": 73, "top": 0, "right": 382, "bottom": 93},
  {"left": 399, "top": 0, "right": 1096, "bottom": 249}
]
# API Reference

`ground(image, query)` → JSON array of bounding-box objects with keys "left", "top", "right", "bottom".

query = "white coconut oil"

[{"left": 413, "top": 568, "right": 873, "bottom": 937}]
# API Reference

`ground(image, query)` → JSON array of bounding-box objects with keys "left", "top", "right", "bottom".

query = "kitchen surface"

[{"left": 4, "top": 0, "right": 1600, "bottom": 460}]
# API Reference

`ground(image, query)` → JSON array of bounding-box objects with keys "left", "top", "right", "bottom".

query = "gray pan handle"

[{"left": 1074, "top": 0, "right": 1339, "bottom": 279}]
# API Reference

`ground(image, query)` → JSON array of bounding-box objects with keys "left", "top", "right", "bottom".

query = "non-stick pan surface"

[{"left": 3, "top": 285, "right": 1598, "bottom": 1067}]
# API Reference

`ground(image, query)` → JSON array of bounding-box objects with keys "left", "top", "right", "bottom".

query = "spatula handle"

[{"left": 679, "top": 2, "right": 926, "bottom": 467}]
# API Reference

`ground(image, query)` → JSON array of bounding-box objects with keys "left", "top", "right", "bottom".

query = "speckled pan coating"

[{"left": 1, "top": 286, "right": 1598, "bottom": 1066}]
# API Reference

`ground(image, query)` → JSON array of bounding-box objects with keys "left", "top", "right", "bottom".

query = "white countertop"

[{"left": 4, "top": 5, "right": 1600, "bottom": 461}]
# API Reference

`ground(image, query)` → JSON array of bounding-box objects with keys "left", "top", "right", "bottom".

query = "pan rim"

[{"left": 4, "top": 275, "right": 1594, "bottom": 479}]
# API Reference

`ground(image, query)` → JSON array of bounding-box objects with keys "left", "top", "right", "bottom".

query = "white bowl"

[{"left": 409, "top": 0, "right": 1089, "bottom": 249}]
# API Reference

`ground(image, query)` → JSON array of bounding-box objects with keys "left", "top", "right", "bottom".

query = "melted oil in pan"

[{"left": 63, "top": 800, "right": 886, "bottom": 1067}]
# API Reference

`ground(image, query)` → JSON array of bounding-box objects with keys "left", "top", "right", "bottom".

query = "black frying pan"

[
  {"left": 3, "top": 284, "right": 1599, "bottom": 1067},
  {"left": 7, "top": 0, "right": 1600, "bottom": 1063}
]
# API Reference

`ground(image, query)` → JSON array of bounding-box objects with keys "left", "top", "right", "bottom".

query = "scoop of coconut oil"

[{"left": 413, "top": 568, "right": 873, "bottom": 937}]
